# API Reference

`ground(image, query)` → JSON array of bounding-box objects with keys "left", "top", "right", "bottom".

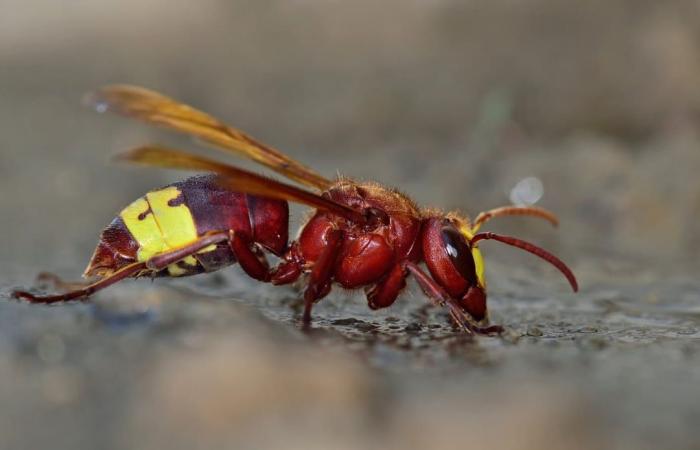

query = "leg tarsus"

[
  {"left": 36, "top": 272, "right": 90, "bottom": 292},
  {"left": 13, "top": 261, "right": 147, "bottom": 304},
  {"left": 475, "top": 324, "right": 504, "bottom": 335},
  {"left": 303, "top": 272, "right": 333, "bottom": 323},
  {"left": 302, "top": 300, "right": 312, "bottom": 324}
]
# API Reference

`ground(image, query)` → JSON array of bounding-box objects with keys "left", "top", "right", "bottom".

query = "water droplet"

[
  {"left": 509, "top": 176, "right": 544, "bottom": 206},
  {"left": 93, "top": 101, "right": 109, "bottom": 113}
]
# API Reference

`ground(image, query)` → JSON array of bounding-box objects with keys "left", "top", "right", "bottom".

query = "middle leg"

[
  {"left": 366, "top": 263, "right": 408, "bottom": 310},
  {"left": 302, "top": 229, "right": 344, "bottom": 324}
]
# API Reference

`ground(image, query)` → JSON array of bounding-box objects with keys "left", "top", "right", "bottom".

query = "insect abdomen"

[
  {"left": 85, "top": 183, "right": 215, "bottom": 277},
  {"left": 85, "top": 174, "right": 288, "bottom": 279}
]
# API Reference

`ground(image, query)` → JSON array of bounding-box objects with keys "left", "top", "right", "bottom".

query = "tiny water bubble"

[
  {"left": 509, "top": 176, "right": 544, "bottom": 206},
  {"left": 94, "top": 101, "right": 109, "bottom": 114}
]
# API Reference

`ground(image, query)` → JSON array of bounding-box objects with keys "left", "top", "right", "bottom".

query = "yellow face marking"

[
  {"left": 458, "top": 222, "right": 487, "bottom": 289},
  {"left": 120, "top": 197, "right": 168, "bottom": 262},
  {"left": 472, "top": 246, "right": 486, "bottom": 288},
  {"left": 458, "top": 223, "right": 474, "bottom": 240}
]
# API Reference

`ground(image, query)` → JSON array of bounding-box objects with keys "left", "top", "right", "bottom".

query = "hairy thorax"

[{"left": 297, "top": 179, "right": 422, "bottom": 288}]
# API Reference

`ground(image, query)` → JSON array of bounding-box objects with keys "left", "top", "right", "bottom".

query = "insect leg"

[
  {"left": 13, "top": 262, "right": 147, "bottom": 304},
  {"left": 145, "top": 231, "right": 231, "bottom": 270},
  {"left": 13, "top": 232, "right": 231, "bottom": 304},
  {"left": 404, "top": 262, "right": 503, "bottom": 335},
  {"left": 366, "top": 263, "right": 408, "bottom": 310},
  {"left": 302, "top": 229, "right": 344, "bottom": 324},
  {"left": 228, "top": 232, "right": 272, "bottom": 282},
  {"left": 36, "top": 272, "right": 91, "bottom": 292},
  {"left": 270, "top": 260, "right": 302, "bottom": 285},
  {"left": 270, "top": 243, "right": 304, "bottom": 285}
]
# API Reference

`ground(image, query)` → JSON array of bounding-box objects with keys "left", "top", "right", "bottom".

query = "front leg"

[{"left": 404, "top": 262, "right": 503, "bottom": 335}]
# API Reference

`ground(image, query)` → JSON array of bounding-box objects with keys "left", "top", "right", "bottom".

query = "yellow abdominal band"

[{"left": 120, "top": 186, "right": 215, "bottom": 276}]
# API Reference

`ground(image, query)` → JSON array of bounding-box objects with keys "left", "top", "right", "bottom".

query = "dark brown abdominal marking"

[
  {"left": 138, "top": 206, "right": 153, "bottom": 221},
  {"left": 167, "top": 192, "right": 186, "bottom": 207}
]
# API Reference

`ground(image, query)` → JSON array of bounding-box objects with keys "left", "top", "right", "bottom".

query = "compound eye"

[{"left": 440, "top": 224, "right": 477, "bottom": 285}]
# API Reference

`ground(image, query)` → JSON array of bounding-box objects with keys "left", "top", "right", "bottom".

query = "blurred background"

[{"left": 1, "top": 1, "right": 700, "bottom": 449}]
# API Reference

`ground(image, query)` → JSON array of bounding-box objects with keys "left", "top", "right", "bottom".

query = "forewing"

[{"left": 87, "top": 84, "right": 332, "bottom": 190}]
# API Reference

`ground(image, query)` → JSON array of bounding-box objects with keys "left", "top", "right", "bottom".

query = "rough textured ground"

[
  {"left": 2, "top": 1, "right": 700, "bottom": 449},
  {"left": 2, "top": 266, "right": 700, "bottom": 450}
]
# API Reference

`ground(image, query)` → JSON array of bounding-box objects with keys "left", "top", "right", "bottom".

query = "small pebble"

[
  {"left": 404, "top": 323, "right": 422, "bottom": 333},
  {"left": 332, "top": 318, "right": 364, "bottom": 326},
  {"left": 526, "top": 326, "right": 544, "bottom": 337},
  {"left": 579, "top": 327, "right": 599, "bottom": 333}
]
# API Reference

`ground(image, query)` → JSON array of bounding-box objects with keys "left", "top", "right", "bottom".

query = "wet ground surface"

[{"left": 2, "top": 261, "right": 700, "bottom": 450}]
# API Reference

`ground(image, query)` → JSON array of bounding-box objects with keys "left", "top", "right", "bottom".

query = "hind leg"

[
  {"left": 36, "top": 272, "right": 91, "bottom": 292},
  {"left": 13, "top": 262, "right": 148, "bottom": 304},
  {"left": 13, "top": 232, "right": 231, "bottom": 304}
]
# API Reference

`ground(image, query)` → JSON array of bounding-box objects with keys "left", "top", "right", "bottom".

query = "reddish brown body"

[
  {"left": 19, "top": 174, "right": 503, "bottom": 330},
  {"left": 285, "top": 181, "right": 422, "bottom": 304},
  {"left": 87, "top": 174, "right": 288, "bottom": 280}
]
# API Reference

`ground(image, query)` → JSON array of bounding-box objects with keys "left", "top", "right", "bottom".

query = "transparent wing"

[{"left": 87, "top": 84, "right": 332, "bottom": 190}]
